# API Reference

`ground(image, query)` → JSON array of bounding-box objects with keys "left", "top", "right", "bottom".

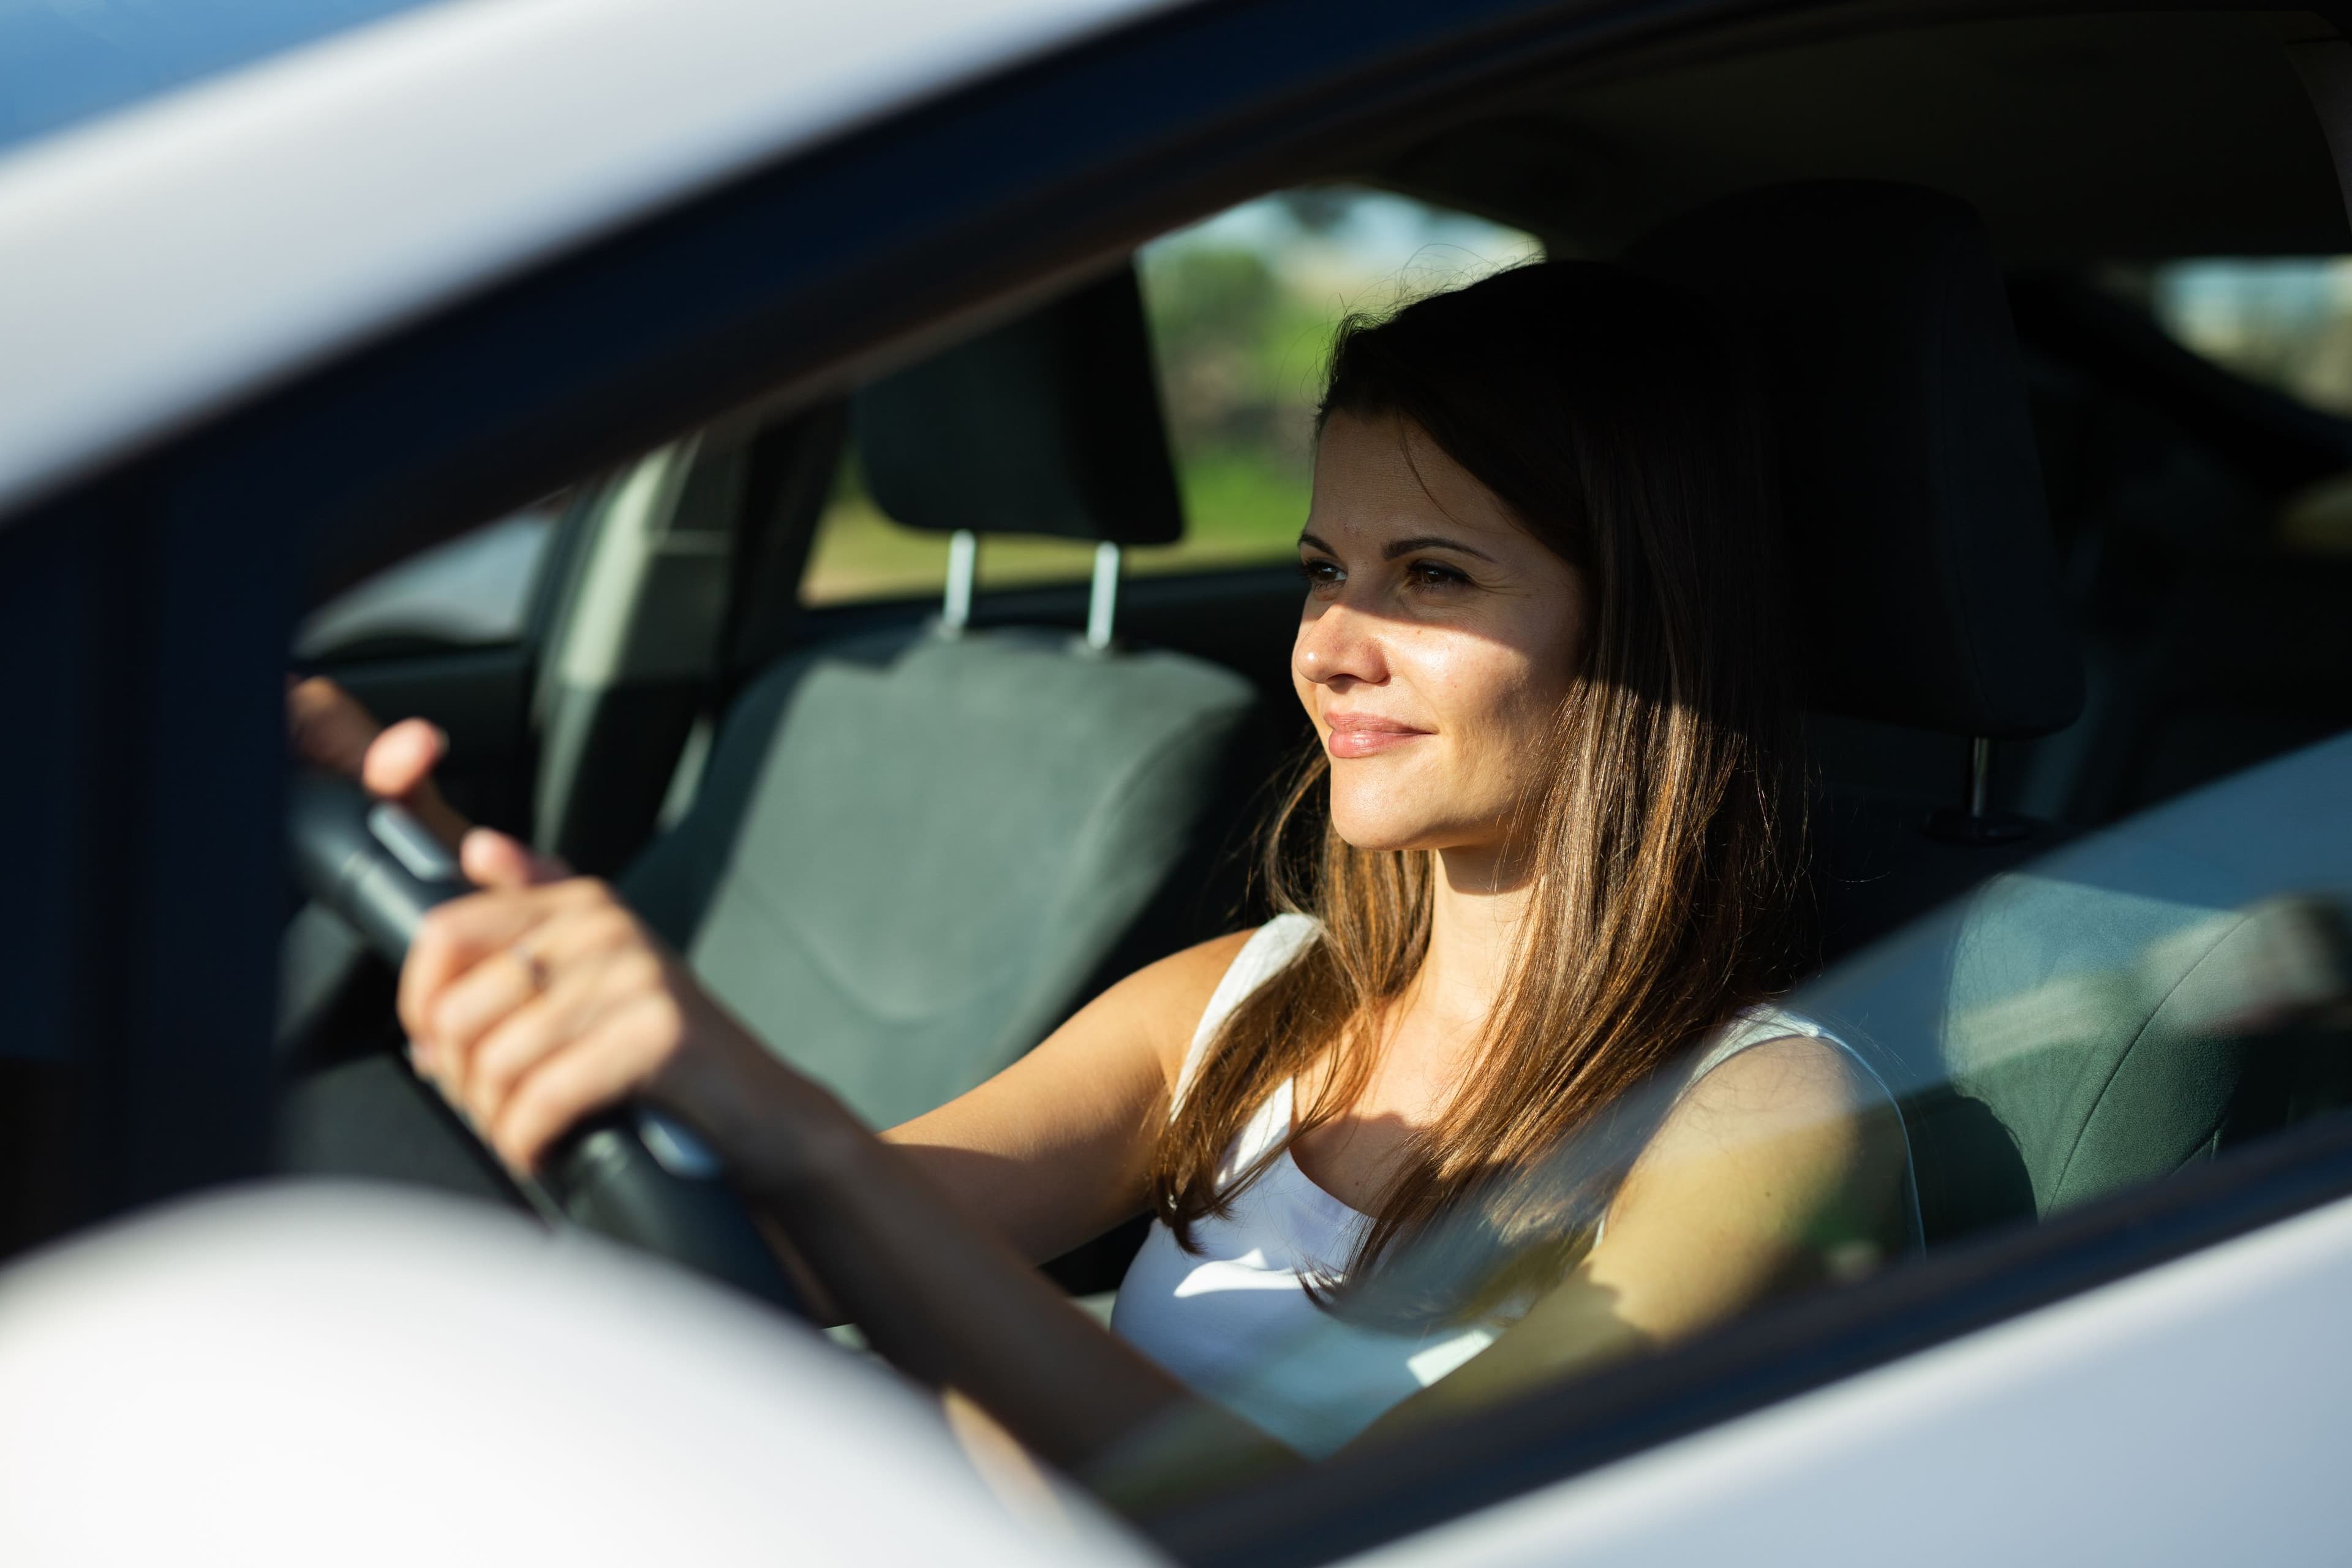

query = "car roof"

[
  {"left": 0, "top": 0, "right": 1175, "bottom": 526},
  {"left": 1375, "top": 9, "right": 2349, "bottom": 262}
]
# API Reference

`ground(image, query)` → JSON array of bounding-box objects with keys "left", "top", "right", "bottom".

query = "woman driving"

[{"left": 291, "top": 260, "right": 1915, "bottom": 1501}]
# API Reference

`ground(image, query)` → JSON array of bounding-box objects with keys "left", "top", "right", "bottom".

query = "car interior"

[{"left": 267, "top": 1, "right": 2352, "bottom": 1384}]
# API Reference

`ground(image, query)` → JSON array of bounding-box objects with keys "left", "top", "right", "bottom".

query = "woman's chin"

[{"left": 1329, "top": 809, "right": 1458, "bottom": 856}]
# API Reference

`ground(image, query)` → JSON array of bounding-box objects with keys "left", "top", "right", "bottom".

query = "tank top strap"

[
  {"left": 1171, "top": 913, "right": 1321, "bottom": 1112},
  {"left": 1681, "top": 1002, "right": 1895, "bottom": 1107}
]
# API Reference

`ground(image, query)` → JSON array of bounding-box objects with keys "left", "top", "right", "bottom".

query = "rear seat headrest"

[
  {"left": 851, "top": 263, "right": 1184, "bottom": 546},
  {"left": 1629, "top": 181, "right": 2082, "bottom": 739}
]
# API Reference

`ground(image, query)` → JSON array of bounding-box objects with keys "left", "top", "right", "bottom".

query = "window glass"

[
  {"left": 2098, "top": 258, "right": 2352, "bottom": 562},
  {"left": 2139, "top": 258, "right": 2352, "bottom": 417},
  {"left": 295, "top": 502, "right": 559, "bottom": 660},
  {"left": 797, "top": 187, "right": 1541, "bottom": 605}
]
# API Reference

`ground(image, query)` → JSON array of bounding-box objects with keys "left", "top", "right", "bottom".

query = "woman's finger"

[
  {"left": 361, "top": 717, "right": 447, "bottom": 801},
  {"left": 287, "top": 676, "right": 380, "bottom": 774},
  {"left": 460, "top": 826, "right": 571, "bottom": 890},
  {"left": 436, "top": 909, "right": 649, "bottom": 1112},
  {"left": 398, "top": 881, "right": 601, "bottom": 1046},
  {"left": 487, "top": 993, "right": 685, "bottom": 1174},
  {"left": 448, "top": 957, "right": 638, "bottom": 1132},
  {"left": 411, "top": 942, "right": 543, "bottom": 1085},
  {"left": 409, "top": 888, "right": 639, "bottom": 1072}
]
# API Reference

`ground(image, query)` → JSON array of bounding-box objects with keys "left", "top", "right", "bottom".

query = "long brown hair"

[{"left": 1146, "top": 260, "right": 1807, "bottom": 1323}]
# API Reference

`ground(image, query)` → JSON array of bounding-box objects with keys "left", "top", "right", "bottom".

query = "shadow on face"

[{"left": 1292, "top": 412, "right": 1590, "bottom": 865}]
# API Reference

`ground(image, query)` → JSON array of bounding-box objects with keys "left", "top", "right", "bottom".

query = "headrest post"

[
  {"left": 1924, "top": 733, "right": 2032, "bottom": 845},
  {"left": 940, "top": 529, "right": 978, "bottom": 636},
  {"left": 1084, "top": 541, "right": 1121, "bottom": 652}
]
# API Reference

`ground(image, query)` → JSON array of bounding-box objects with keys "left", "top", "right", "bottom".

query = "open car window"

[
  {"left": 24, "top": 0, "right": 2352, "bottom": 1552},
  {"left": 262, "top": 186, "right": 2352, "bottom": 1537}
]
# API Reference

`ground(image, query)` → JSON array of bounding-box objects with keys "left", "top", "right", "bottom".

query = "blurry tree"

[{"left": 1139, "top": 240, "right": 1330, "bottom": 549}]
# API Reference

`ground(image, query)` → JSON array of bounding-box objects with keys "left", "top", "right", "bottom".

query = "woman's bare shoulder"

[
  {"left": 1109, "top": 930, "right": 1262, "bottom": 1083},
  {"left": 1682, "top": 1032, "right": 1871, "bottom": 1113}
]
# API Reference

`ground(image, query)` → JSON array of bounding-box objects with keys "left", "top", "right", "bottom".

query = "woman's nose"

[{"left": 1294, "top": 599, "right": 1389, "bottom": 688}]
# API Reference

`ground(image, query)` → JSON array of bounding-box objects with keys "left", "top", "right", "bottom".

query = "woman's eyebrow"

[
  {"left": 1382, "top": 534, "right": 1498, "bottom": 564},
  {"left": 1295, "top": 530, "right": 1502, "bottom": 564}
]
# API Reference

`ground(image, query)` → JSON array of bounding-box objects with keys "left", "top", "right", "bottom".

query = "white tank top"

[{"left": 1108, "top": 914, "right": 1919, "bottom": 1457}]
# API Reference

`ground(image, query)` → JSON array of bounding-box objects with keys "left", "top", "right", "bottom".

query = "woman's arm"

[
  {"left": 881, "top": 931, "right": 1250, "bottom": 1264},
  {"left": 396, "top": 859, "right": 1291, "bottom": 1488},
  {"left": 290, "top": 677, "right": 1303, "bottom": 1493},
  {"left": 1359, "top": 1035, "right": 1908, "bottom": 1439}
]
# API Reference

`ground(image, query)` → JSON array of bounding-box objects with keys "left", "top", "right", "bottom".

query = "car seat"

[
  {"left": 1630, "top": 181, "right": 2086, "bottom": 962},
  {"left": 622, "top": 266, "right": 1257, "bottom": 1128},
  {"left": 1637, "top": 182, "right": 2352, "bottom": 1240},
  {"left": 2003, "top": 272, "right": 2352, "bottom": 826}
]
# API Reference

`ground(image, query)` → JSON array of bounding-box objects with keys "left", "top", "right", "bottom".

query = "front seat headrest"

[
  {"left": 1629, "top": 181, "right": 2082, "bottom": 739},
  {"left": 851, "top": 263, "right": 1184, "bottom": 546}
]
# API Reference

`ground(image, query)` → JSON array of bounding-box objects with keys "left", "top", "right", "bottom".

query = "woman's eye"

[
  {"left": 1298, "top": 558, "right": 1343, "bottom": 589},
  {"left": 1405, "top": 560, "right": 1471, "bottom": 589}
]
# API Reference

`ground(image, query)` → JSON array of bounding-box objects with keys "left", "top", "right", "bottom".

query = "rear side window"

[
  {"left": 2138, "top": 257, "right": 2352, "bottom": 417},
  {"left": 797, "top": 186, "right": 1540, "bottom": 605},
  {"left": 2113, "top": 258, "right": 2352, "bottom": 559}
]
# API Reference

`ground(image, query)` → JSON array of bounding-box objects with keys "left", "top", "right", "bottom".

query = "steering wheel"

[{"left": 286, "top": 771, "right": 807, "bottom": 1317}]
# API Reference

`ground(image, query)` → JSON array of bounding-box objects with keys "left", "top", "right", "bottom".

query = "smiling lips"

[{"left": 1323, "top": 710, "right": 1432, "bottom": 759}]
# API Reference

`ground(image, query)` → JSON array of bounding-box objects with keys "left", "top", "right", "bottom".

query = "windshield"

[{"left": 0, "top": 0, "right": 456, "bottom": 162}]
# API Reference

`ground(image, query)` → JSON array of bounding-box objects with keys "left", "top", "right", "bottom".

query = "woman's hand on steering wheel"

[
  {"left": 396, "top": 863, "right": 801, "bottom": 1186},
  {"left": 288, "top": 676, "right": 566, "bottom": 888},
  {"left": 288, "top": 674, "right": 785, "bottom": 1178},
  {"left": 287, "top": 675, "right": 473, "bottom": 849}
]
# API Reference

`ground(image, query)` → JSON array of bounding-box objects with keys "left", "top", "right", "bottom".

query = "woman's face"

[{"left": 1294, "top": 412, "right": 1591, "bottom": 861}]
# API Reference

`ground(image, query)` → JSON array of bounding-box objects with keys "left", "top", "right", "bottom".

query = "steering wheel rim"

[{"left": 282, "top": 770, "right": 807, "bottom": 1317}]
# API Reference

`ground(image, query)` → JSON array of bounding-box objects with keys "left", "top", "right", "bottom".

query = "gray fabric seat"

[
  {"left": 622, "top": 266, "right": 1254, "bottom": 1127},
  {"left": 627, "top": 627, "right": 1250, "bottom": 1127},
  {"left": 1795, "top": 737, "right": 2352, "bottom": 1241}
]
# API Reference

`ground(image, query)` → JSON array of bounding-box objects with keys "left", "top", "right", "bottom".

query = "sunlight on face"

[{"left": 1293, "top": 412, "right": 1590, "bottom": 862}]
